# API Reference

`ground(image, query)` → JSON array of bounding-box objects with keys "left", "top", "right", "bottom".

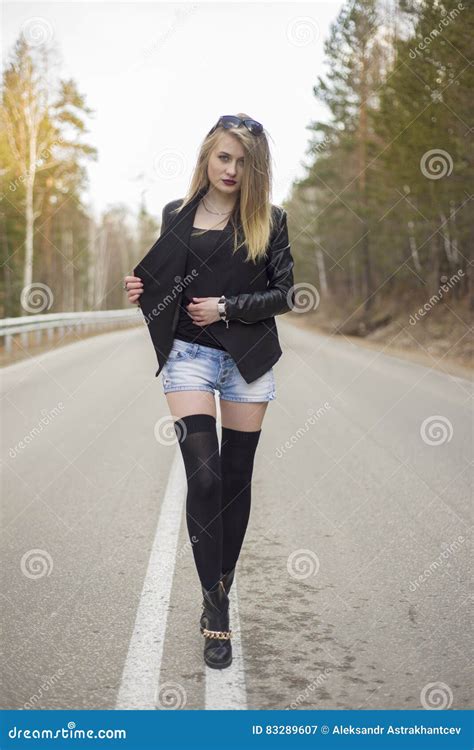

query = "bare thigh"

[
  {"left": 219, "top": 400, "right": 269, "bottom": 431},
  {"left": 165, "top": 390, "right": 217, "bottom": 420},
  {"left": 164, "top": 391, "right": 269, "bottom": 431}
]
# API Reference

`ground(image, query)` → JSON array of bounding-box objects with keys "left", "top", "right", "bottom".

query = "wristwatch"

[{"left": 217, "top": 295, "right": 229, "bottom": 328}]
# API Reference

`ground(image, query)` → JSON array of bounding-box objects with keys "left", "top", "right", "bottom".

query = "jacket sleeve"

[{"left": 224, "top": 209, "right": 296, "bottom": 323}]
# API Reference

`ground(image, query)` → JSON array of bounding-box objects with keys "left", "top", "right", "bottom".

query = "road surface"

[{"left": 1, "top": 319, "right": 472, "bottom": 710}]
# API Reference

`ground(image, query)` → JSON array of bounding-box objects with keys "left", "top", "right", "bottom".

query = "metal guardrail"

[{"left": 0, "top": 309, "right": 142, "bottom": 353}]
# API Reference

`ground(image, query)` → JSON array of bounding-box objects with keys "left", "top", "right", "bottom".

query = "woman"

[{"left": 124, "top": 114, "right": 295, "bottom": 670}]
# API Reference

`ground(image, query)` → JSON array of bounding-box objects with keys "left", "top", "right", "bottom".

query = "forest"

[
  {"left": 285, "top": 0, "right": 472, "bottom": 366},
  {"left": 1, "top": 0, "right": 472, "bottom": 367}
]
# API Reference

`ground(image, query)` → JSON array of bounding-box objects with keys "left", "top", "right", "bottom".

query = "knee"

[{"left": 188, "top": 465, "right": 220, "bottom": 498}]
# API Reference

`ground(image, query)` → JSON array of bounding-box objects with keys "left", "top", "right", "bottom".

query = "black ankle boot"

[
  {"left": 200, "top": 566, "right": 236, "bottom": 632},
  {"left": 201, "top": 580, "right": 232, "bottom": 669}
]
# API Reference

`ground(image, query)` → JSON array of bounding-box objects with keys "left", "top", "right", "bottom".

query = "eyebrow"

[{"left": 219, "top": 151, "right": 244, "bottom": 159}]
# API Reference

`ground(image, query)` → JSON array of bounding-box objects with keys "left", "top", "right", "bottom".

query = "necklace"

[{"left": 202, "top": 196, "right": 233, "bottom": 216}]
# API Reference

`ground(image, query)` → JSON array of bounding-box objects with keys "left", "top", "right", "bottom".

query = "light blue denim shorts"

[{"left": 161, "top": 337, "right": 276, "bottom": 402}]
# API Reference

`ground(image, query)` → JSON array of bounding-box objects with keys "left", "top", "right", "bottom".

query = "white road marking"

[
  {"left": 204, "top": 573, "right": 248, "bottom": 709},
  {"left": 116, "top": 448, "right": 185, "bottom": 710},
  {"left": 116, "top": 417, "right": 248, "bottom": 710}
]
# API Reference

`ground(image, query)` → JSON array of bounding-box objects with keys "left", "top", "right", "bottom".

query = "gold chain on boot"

[{"left": 202, "top": 628, "right": 233, "bottom": 640}]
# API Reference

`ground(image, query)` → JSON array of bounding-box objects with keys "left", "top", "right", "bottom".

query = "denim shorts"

[{"left": 161, "top": 337, "right": 276, "bottom": 403}]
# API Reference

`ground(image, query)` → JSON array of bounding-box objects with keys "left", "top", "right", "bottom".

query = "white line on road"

[
  {"left": 116, "top": 421, "right": 248, "bottom": 710},
  {"left": 205, "top": 573, "right": 248, "bottom": 709},
  {"left": 116, "top": 448, "right": 185, "bottom": 710}
]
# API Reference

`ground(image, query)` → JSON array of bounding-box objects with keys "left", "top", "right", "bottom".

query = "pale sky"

[{"left": 3, "top": 2, "right": 345, "bottom": 221}]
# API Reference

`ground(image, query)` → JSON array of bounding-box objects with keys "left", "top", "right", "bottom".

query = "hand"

[
  {"left": 124, "top": 275, "right": 143, "bottom": 305},
  {"left": 186, "top": 297, "right": 221, "bottom": 326}
]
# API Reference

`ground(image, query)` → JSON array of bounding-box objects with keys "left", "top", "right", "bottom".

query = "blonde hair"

[{"left": 172, "top": 113, "right": 278, "bottom": 264}]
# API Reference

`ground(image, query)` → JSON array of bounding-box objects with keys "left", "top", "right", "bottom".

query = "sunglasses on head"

[{"left": 207, "top": 115, "right": 264, "bottom": 137}]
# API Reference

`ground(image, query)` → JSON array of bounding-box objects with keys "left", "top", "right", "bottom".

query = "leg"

[
  {"left": 165, "top": 392, "right": 222, "bottom": 591},
  {"left": 219, "top": 400, "right": 268, "bottom": 432},
  {"left": 165, "top": 390, "right": 216, "bottom": 420},
  {"left": 218, "top": 401, "right": 268, "bottom": 574}
]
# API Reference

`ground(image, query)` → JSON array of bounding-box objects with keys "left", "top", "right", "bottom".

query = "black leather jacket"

[{"left": 133, "top": 187, "right": 295, "bottom": 384}]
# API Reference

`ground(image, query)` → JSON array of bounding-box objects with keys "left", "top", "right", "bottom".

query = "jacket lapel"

[
  {"left": 133, "top": 188, "right": 206, "bottom": 365},
  {"left": 134, "top": 188, "right": 204, "bottom": 285}
]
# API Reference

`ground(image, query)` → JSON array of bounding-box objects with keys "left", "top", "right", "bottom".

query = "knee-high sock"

[
  {"left": 174, "top": 413, "right": 222, "bottom": 591},
  {"left": 220, "top": 427, "right": 261, "bottom": 575}
]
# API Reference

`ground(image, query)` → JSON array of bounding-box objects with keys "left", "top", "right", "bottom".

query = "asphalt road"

[{"left": 1, "top": 319, "right": 472, "bottom": 711}]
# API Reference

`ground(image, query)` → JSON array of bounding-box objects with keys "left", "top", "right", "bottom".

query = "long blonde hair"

[{"left": 172, "top": 113, "right": 278, "bottom": 264}]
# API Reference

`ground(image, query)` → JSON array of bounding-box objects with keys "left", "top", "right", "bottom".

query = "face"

[{"left": 207, "top": 132, "right": 245, "bottom": 194}]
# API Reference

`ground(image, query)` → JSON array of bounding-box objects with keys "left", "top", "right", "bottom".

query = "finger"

[{"left": 124, "top": 278, "right": 143, "bottom": 291}]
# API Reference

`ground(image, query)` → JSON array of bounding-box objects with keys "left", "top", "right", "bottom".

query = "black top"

[
  {"left": 174, "top": 227, "right": 231, "bottom": 350},
  {"left": 134, "top": 195, "right": 293, "bottom": 384}
]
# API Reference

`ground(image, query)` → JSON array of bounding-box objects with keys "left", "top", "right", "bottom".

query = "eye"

[{"left": 219, "top": 155, "right": 244, "bottom": 166}]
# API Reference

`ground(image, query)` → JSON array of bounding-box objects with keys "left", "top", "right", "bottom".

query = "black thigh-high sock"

[
  {"left": 174, "top": 413, "right": 222, "bottom": 592},
  {"left": 220, "top": 426, "right": 262, "bottom": 575}
]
